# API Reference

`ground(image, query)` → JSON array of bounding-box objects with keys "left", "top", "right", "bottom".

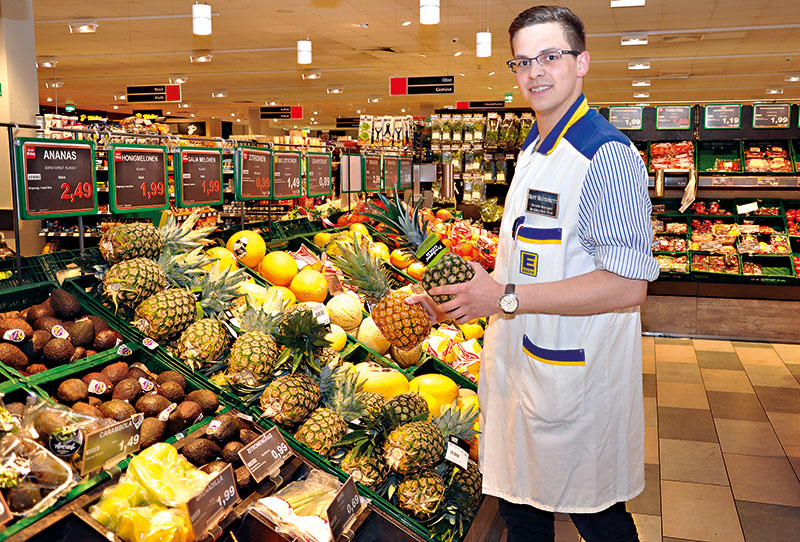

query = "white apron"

[{"left": 479, "top": 107, "right": 645, "bottom": 513}]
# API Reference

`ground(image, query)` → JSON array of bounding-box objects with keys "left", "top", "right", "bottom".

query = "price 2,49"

[
  {"left": 61, "top": 182, "right": 93, "bottom": 202},
  {"left": 141, "top": 181, "right": 165, "bottom": 200},
  {"left": 202, "top": 179, "right": 221, "bottom": 195}
]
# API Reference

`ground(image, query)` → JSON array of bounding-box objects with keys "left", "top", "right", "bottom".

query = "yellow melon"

[
  {"left": 258, "top": 251, "right": 298, "bottom": 287},
  {"left": 353, "top": 362, "right": 409, "bottom": 399},
  {"left": 409, "top": 374, "right": 459, "bottom": 410},
  {"left": 226, "top": 231, "right": 266, "bottom": 268},
  {"left": 325, "top": 293, "right": 363, "bottom": 331},
  {"left": 356, "top": 316, "right": 390, "bottom": 355},
  {"left": 325, "top": 324, "right": 347, "bottom": 352}
]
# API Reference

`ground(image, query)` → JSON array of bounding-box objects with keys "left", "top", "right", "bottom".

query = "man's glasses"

[{"left": 506, "top": 50, "right": 582, "bottom": 73}]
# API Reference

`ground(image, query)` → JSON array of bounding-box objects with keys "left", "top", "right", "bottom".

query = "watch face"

[{"left": 500, "top": 294, "right": 518, "bottom": 313}]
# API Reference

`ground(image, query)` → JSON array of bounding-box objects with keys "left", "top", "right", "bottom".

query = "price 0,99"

[
  {"left": 61, "top": 181, "right": 93, "bottom": 203},
  {"left": 270, "top": 441, "right": 290, "bottom": 460},
  {"left": 255, "top": 176, "right": 270, "bottom": 191}
]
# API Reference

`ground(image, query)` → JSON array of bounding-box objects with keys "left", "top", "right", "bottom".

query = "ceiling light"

[
  {"left": 621, "top": 34, "right": 648, "bottom": 46},
  {"left": 294, "top": 125, "right": 298, "bottom": 129},
  {"left": 356, "top": 109, "right": 361, "bottom": 114},
  {"left": 313, "top": 111, "right": 318, "bottom": 115},
  {"left": 401, "top": 108, "right": 406, "bottom": 112},
  {"left": 273, "top": 119, "right": 277, "bottom": 123},
  {"left": 628, "top": 61, "right": 650, "bottom": 70},
  {"left": 189, "top": 53, "right": 213, "bottom": 63},
  {"left": 37, "top": 58, "right": 57, "bottom": 68},
  {"left": 237, "top": 118, "right": 242, "bottom": 122},
  {"left": 192, "top": 2, "right": 212, "bottom": 36},
  {"left": 190, "top": 113, "right": 196, "bottom": 118},
  {"left": 459, "top": 73, "right": 466, "bottom": 77},
  {"left": 453, "top": 51, "right": 462, "bottom": 57},
  {"left": 269, "top": 101, "right": 277, "bottom": 105},
  {"left": 297, "top": 40, "right": 312, "bottom": 64},
  {"left": 488, "top": 71, "right": 495, "bottom": 76},
  {"left": 358, "top": 23, "right": 369, "bottom": 29},
  {"left": 632, "top": 80, "right": 650, "bottom": 87},
  {"left": 476, "top": 31, "right": 492, "bottom": 58},
  {"left": 636, "top": 102, "right": 650, "bottom": 106},
  {"left": 69, "top": 22, "right": 97, "bottom": 34},
  {"left": 112, "top": 105, "right": 119, "bottom": 109},
  {"left": 633, "top": 92, "right": 650, "bottom": 98},
  {"left": 785, "top": 75, "right": 800, "bottom": 82},
  {"left": 170, "top": 76, "right": 188, "bottom": 84},
  {"left": 420, "top": 0, "right": 440, "bottom": 25},
  {"left": 766, "top": 88, "right": 784, "bottom": 94},
  {"left": 46, "top": 97, "right": 53, "bottom": 102},
  {"left": 165, "top": 111, "right": 172, "bottom": 115},
  {"left": 368, "top": 98, "right": 381, "bottom": 103},
  {"left": 513, "top": 85, "right": 518, "bottom": 89},
  {"left": 302, "top": 72, "right": 322, "bottom": 80},
  {"left": 45, "top": 81, "right": 63, "bottom": 89},
  {"left": 231, "top": 113, "right": 236, "bottom": 117},
  {"left": 402, "top": 20, "right": 412, "bottom": 27},
  {"left": 610, "top": 0, "right": 646, "bottom": 7},
  {"left": 181, "top": 103, "right": 191, "bottom": 108},
  {"left": 310, "top": 118, "right": 315, "bottom": 121},
  {"left": 327, "top": 88, "right": 343, "bottom": 94},
  {"left": 211, "top": 91, "right": 227, "bottom": 98},
  {"left": 487, "top": 86, "right": 493, "bottom": 90},
  {"left": 419, "top": 53, "right": 427, "bottom": 58}
]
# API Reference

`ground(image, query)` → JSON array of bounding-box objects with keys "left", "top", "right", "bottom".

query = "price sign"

[
  {"left": 609, "top": 107, "right": 643, "bottom": 130},
  {"left": 236, "top": 147, "right": 272, "bottom": 201},
  {"left": 187, "top": 463, "right": 239, "bottom": 539},
  {"left": 108, "top": 144, "right": 169, "bottom": 213},
  {"left": 175, "top": 147, "right": 223, "bottom": 207},
  {"left": 704, "top": 104, "right": 741, "bottom": 129},
  {"left": 306, "top": 152, "right": 333, "bottom": 197},
  {"left": 237, "top": 426, "right": 293, "bottom": 483},
  {"left": 0, "top": 492, "right": 11, "bottom": 528},
  {"left": 383, "top": 156, "right": 400, "bottom": 190},
  {"left": 81, "top": 414, "right": 143, "bottom": 476},
  {"left": 15, "top": 138, "right": 97, "bottom": 220},
  {"left": 752, "top": 103, "right": 790, "bottom": 129},
  {"left": 340, "top": 154, "right": 364, "bottom": 193},
  {"left": 399, "top": 157, "right": 413, "bottom": 189},
  {"left": 326, "top": 476, "right": 361, "bottom": 540},
  {"left": 364, "top": 155, "right": 382, "bottom": 192},
  {"left": 273, "top": 151, "right": 303, "bottom": 199},
  {"left": 656, "top": 105, "right": 692, "bottom": 130}
]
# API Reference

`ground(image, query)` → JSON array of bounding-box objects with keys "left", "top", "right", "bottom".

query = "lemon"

[{"left": 313, "top": 231, "right": 332, "bottom": 248}]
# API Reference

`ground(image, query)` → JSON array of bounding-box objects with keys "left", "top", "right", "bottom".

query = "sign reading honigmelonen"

[
  {"left": 236, "top": 147, "right": 272, "bottom": 201},
  {"left": 108, "top": 144, "right": 169, "bottom": 213},
  {"left": 15, "top": 138, "right": 98, "bottom": 220}
]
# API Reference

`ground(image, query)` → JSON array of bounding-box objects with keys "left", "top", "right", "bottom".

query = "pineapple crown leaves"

[
  {"left": 160, "top": 210, "right": 216, "bottom": 257},
  {"left": 191, "top": 260, "right": 249, "bottom": 317},
  {"left": 333, "top": 237, "right": 394, "bottom": 301},
  {"left": 274, "top": 307, "right": 331, "bottom": 374},
  {"left": 323, "top": 365, "right": 365, "bottom": 422},
  {"left": 433, "top": 401, "right": 479, "bottom": 442},
  {"left": 360, "top": 190, "right": 430, "bottom": 250},
  {"left": 236, "top": 296, "right": 286, "bottom": 335},
  {"left": 159, "top": 247, "right": 209, "bottom": 288}
]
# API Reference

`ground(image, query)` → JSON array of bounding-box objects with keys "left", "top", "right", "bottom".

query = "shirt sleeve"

[{"left": 577, "top": 141, "right": 660, "bottom": 282}]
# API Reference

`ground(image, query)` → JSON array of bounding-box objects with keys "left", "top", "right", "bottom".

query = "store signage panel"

[
  {"left": 81, "top": 415, "right": 142, "bottom": 476},
  {"left": 456, "top": 100, "right": 505, "bottom": 109},
  {"left": 109, "top": 144, "right": 169, "bottom": 213},
  {"left": 237, "top": 427, "right": 293, "bottom": 483},
  {"left": 133, "top": 110, "right": 163, "bottom": 119},
  {"left": 260, "top": 106, "right": 304, "bottom": 119},
  {"left": 326, "top": 476, "right": 360, "bottom": 540},
  {"left": 336, "top": 117, "right": 360, "bottom": 128},
  {"left": 364, "top": 155, "right": 383, "bottom": 191},
  {"left": 399, "top": 158, "right": 413, "bottom": 189},
  {"left": 390, "top": 75, "right": 455, "bottom": 95},
  {"left": 752, "top": 103, "right": 790, "bottom": 129},
  {"left": 126, "top": 84, "right": 181, "bottom": 103},
  {"left": 306, "top": 152, "right": 333, "bottom": 197},
  {"left": 383, "top": 156, "right": 400, "bottom": 190},
  {"left": 272, "top": 151, "right": 303, "bottom": 199},
  {"left": 608, "top": 107, "right": 643, "bottom": 130},
  {"left": 704, "top": 104, "right": 741, "bottom": 129},
  {"left": 340, "top": 154, "right": 364, "bottom": 193},
  {"left": 15, "top": 138, "right": 98, "bottom": 220},
  {"left": 656, "top": 105, "right": 692, "bottom": 130},
  {"left": 175, "top": 147, "right": 223, "bottom": 207},
  {"left": 236, "top": 147, "right": 272, "bottom": 201}
]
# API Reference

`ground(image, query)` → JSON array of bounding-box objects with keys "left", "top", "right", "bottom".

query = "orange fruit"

[
  {"left": 226, "top": 230, "right": 266, "bottom": 268},
  {"left": 406, "top": 261, "right": 427, "bottom": 280},
  {"left": 390, "top": 249, "right": 414, "bottom": 269},
  {"left": 258, "top": 251, "right": 298, "bottom": 286},
  {"left": 348, "top": 223, "right": 369, "bottom": 236},
  {"left": 290, "top": 268, "right": 329, "bottom": 303},
  {"left": 436, "top": 209, "right": 454, "bottom": 220}
]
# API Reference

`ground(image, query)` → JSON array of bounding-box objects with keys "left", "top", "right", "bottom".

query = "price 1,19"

[
  {"left": 140, "top": 181, "right": 165, "bottom": 200},
  {"left": 61, "top": 181, "right": 93, "bottom": 202},
  {"left": 723, "top": 116, "right": 740, "bottom": 125},
  {"left": 202, "top": 179, "right": 221, "bottom": 195}
]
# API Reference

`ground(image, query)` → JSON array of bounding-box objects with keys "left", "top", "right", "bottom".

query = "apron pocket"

[
  {"left": 512, "top": 226, "right": 562, "bottom": 282},
  {"left": 519, "top": 334, "right": 586, "bottom": 423}
]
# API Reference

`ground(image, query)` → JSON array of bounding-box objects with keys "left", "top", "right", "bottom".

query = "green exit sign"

[
  {"left": 504, "top": 93, "right": 513, "bottom": 103},
  {"left": 64, "top": 104, "right": 76, "bottom": 112}
]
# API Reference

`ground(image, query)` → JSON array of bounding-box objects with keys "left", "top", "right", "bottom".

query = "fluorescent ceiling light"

[
  {"left": 402, "top": 21, "right": 412, "bottom": 27},
  {"left": 636, "top": 103, "right": 650, "bottom": 106},
  {"left": 327, "top": 88, "right": 343, "bottom": 94},
  {"left": 785, "top": 75, "right": 800, "bottom": 82},
  {"left": 113, "top": 105, "right": 119, "bottom": 109},
  {"left": 368, "top": 98, "right": 381, "bottom": 103},
  {"left": 621, "top": 34, "right": 648, "bottom": 46},
  {"left": 611, "top": 0, "right": 646, "bottom": 7},
  {"left": 189, "top": 53, "right": 212, "bottom": 63},
  {"left": 453, "top": 51, "right": 462, "bottom": 57},
  {"left": 45, "top": 81, "right": 63, "bottom": 88},
  {"left": 170, "top": 76, "right": 188, "bottom": 84},
  {"left": 420, "top": 0, "right": 440, "bottom": 25},
  {"left": 459, "top": 73, "right": 466, "bottom": 77},
  {"left": 211, "top": 91, "right": 227, "bottom": 98},
  {"left": 69, "top": 22, "right": 97, "bottom": 34},
  {"left": 476, "top": 31, "right": 492, "bottom": 58},
  {"left": 632, "top": 80, "right": 651, "bottom": 87},
  {"left": 302, "top": 72, "right": 322, "bottom": 80},
  {"left": 297, "top": 40, "right": 312, "bottom": 64},
  {"left": 37, "top": 58, "right": 57, "bottom": 68},
  {"left": 487, "top": 71, "right": 495, "bottom": 76},
  {"left": 192, "top": 2, "right": 212, "bottom": 36},
  {"left": 766, "top": 88, "right": 784, "bottom": 94},
  {"left": 628, "top": 61, "right": 650, "bottom": 70},
  {"left": 633, "top": 92, "right": 650, "bottom": 98}
]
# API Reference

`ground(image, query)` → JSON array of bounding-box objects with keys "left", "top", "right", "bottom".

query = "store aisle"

[{"left": 466, "top": 337, "right": 800, "bottom": 542}]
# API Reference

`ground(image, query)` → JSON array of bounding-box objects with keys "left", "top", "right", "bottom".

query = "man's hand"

[{"left": 406, "top": 262, "right": 504, "bottom": 324}]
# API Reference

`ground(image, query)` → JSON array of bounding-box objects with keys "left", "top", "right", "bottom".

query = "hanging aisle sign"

[
  {"left": 704, "top": 104, "right": 741, "bottom": 129},
  {"left": 608, "top": 107, "right": 643, "bottom": 130},
  {"left": 340, "top": 154, "right": 364, "bottom": 193},
  {"left": 272, "top": 151, "right": 303, "bottom": 199},
  {"left": 399, "top": 157, "right": 413, "bottom": 189},
  {"left": 15, "top": 138, "right": 97, "bottom": 220},
  {"left": 306, "top": 152, "right": 333, "bottom": 197},
  {"left": 364, "top": 155, "right": 383, "bottom": 192},
  {"left": 126, "top": 84, "right": 181, "bottom": 103},
  {"left": 108, "top": 143, "right": 169, "bottom": 213},
  {"left": 259, "top": 106, "right": 303, "bottom": 120},
  {"left": 235, "top": 147, "right": 273, "bottom": 201},
  {"left": 383, "top": 156, "right": 400, "bottom": 190},
  {"left": 656, "top": 105, "right": 692, "bottom": 130},
  {"left": 390, "top": 75, "right": 455, "bottom": 95},
  {"left": 175, "top": 147, "right": 223, "bottom": 207},
  {"left": 752, "top": 103, "right": 790, "bottom": 129}
]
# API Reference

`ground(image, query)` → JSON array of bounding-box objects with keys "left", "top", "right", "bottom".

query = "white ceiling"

[{"left": 32, "top": 0, "right": 800, "bottom": 129}]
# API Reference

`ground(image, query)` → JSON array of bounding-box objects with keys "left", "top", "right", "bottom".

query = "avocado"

[
  {"left": 139, "top": 418, "right": 166, "bottom": 448},
  {"left": 70, "top": 347, "right": 88, "bottom": 362},
  {"left": 26, "top": 303, "right": 55, "bottom": 323},
  {"left": 206, "top": 413, "right": 240, "bottom": 445},
  {"left": 87, "top": 396, "right": 102, "bottom": 407},
  {"left": 0, "top": 317, "right": 33, "bottom": 342},
  {"left": 157, "top": 381, "right": 185, "bottom": 403},
  {"left": 239, "top": 429, "right": 261, "bottom": 445},
  {"left": 181, "top": 438, "right": 222, "bottom": 466},
  {"left": 33, "top": 316, "right": 61, "bottom": 334},
  {"left": 98, "top": 400, "right": 136, "bottom": 422},
  {"left": 127, "top": 367, "right": 152, "bottom": 381},
  {"left": 72, "top": 401, "right": 104, "bottom": 419},
  {"left": 6, "top": 482, "right": 43, "bottom": 513},
  {"left": 186, "top": 389, "right": 219, "bottom": 416},
  {"left": 167, "top": 401, "right": 202, "bottom": 433},
  {"left": 222, "top": 441, "right": 245, "bottom": 465},
  {"left": 0, "top": 342, "right": 29, "bottom": 371},
  {"left": 66, "top": 318, "right": 94, "bottom": 348},
  {"left": 50, "top": 289, "right": 81, "bottom": 320},
  {"left": 94, "top": 329, "right": 123, "bottom": 351},
  {"left": 234, "top": 466, "right": 255, "bottom": 492},
  {"left": 85, "top": 315, "right": 109, "bottom": 332},
  {"left": 101, "top": 361, "right": 129, "bottom": 384},
  {"left": 21, "top": 330, "right": 51, "bottom": 362},
  {"left": 33, "top": 410, "right": 68, "bottom": 442},
  {"left": 200, "top": 461, "right": 229, "bottom": 475},
  {"left": 82, "top": 372, "right": 113, "bottom": 394},
  {"left": 57, "top": 378, "right": 89, "bottom": 403},
  {"left": 134, "top": 393, "right": 172, "bottom": 417},
  {"left": 112, "top": 378, "right": 142, "bottom": 402},
  {"left": 156, "top": 371, "right": 186, "bottom": 392},
  {"left": 6, "top": 402, "right": 25, "bottom": 418},
  {"left": 43, "top": 338, "right": 75, "bottom": 366},
  {"left": 28, "top": 464, "right": 69, "bottom": 489}
]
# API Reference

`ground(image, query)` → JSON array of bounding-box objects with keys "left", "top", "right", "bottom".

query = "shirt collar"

[{"left": 520, "top": 93, "right": 590, "bottom": 155}]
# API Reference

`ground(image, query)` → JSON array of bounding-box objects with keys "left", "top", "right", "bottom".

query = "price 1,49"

[
  {"left": 61, "top": 181, "right": 93, "bottom": 202},
  {"left": 287, "top": 177, "right": 301, "bottom": 191},
  {"left": 202, "top": 179, "right": 221, "bottom": 195},
  {"left": 119, "top": 433, "right": 139, "bottom": 453},
  {"left": 141, "top": 181, "right": 165, "bottom": 200}
]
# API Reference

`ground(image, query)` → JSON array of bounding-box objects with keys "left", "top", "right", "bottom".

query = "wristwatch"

[{"left": 499, "top": 283, "right": 519, "bottom": 314}]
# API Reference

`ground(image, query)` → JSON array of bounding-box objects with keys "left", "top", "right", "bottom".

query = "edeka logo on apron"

[{"left": 520, "top": 252, "right": 538, "bottom": 276}]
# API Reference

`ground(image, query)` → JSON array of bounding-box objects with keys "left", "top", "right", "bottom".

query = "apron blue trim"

[
  {"left": 523, "top": 335, "right": 586, "bottom": 366},
  {"left": 535, "top": 93, "right": 589, "bottom": 155},
  {"left": 517, "top": 226, "right": 562, "bottom": 244},
  {"left": 511, "top": 216, "right": 526, "bottom": 240}
]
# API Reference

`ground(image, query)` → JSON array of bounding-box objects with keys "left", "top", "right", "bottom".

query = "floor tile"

[
  {"left": 656, "top": 361, "right": 703, "bottom": 384},
  {"left": 754, "top": 386, "right": 800, "bottom": 413},
  {"left": 786, "top": 363, "right": 800, "bottom": 384},
  {"left": 692, "top": 339, "right": 734, "bottom": 352},
  {"left": 734, "top": 345, "right": 784, "bottom": 366},
  {"left": 695, "top": 350, "right": 743, "bottom": 371},
  {"left": 632, "top": 514, "right": 661, "bottom": 542},
  {"left": 661, "top": 480, "right": 743, "bottom": 541},
  {"left": 628, "top": 463, "right": 661, "bottom": 516},
  {"left": 715, "top": 418, "right": 784, "bottom": 457},
  {"left": 659, "top": 439, "right": 728, "bottom": 485},
  {"left": 732, "top": 341, "right": 773, "bottom": 349},
  {"left": 655, "top": 337, "right": 694, "bottom": 346},
  {"left": 765, "top": 412, "right": 800, "bottom": 447},
  {"left": 655, "top": 344, "right": 697, "bottom": 364},
  {"left": 554, "top": 518, "right": 580, "bottom": 542},
  {"left": 644, "top": 396, "right": 658, "bottom": 427},
  {"left": 662, "top": 539, "right": 701, "bottom": 542},
  {"left": 645, "top": 426, "right": 659, "bottom": 464},
  {"left": 643, "top": 353, "right": 656, "bottom": 375},
  {"left": 724, "top": 453, "right": 800, "bottom": 507},
  {"left": 643, "top": 373, "right": 657, "bottom": 398},
  {"left": 656, "top": 382, "right": 709, "bottom": 409},
  {"left": 706, "top": 391, "right": 768, "bottom": 422},
  {"left": 742, "top": 364, "right": 800, "bottom": 389},
  {"left": 658, "top": 407, "right": 718, "bottom": 443},
  {"left": 735, "top": 500, "right": 800, "bottom": 542},
  {"left": 700, "top": 368, "right": 754, "bottom": 393},
  {"left": 772, "top": 343, "right": 800, "bottom": 364},
  {"left": 642, "top": 337, "right": 656, "bottom": 376},
  {"left": 786, "top": 448, "right": 800, "bottom": 480}
]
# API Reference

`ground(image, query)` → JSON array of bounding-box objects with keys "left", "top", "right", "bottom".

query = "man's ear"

[{"left": 577, "top": 51, "right": 590, "bottom": 77}]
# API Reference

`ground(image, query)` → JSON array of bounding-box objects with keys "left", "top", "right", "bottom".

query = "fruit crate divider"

[
  {"left": 24, "top": 346, "right": 126, "bottom": 387},
  {"left": 0, "top": 254, "right": 51, "bottom": 292}
]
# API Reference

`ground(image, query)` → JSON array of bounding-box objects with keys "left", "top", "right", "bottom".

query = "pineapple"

[
  {"left": 446, "top": 460, "right": 483, "bottom": 512},
  {"left": 273, "top": 304, "right": 332, "bottom": 374},
  {"left": 260, "top": 373, "right": 320, "bottom": 427},
  {"left": 356, "top": 391, "right": 385, "bottom": 416},
  {"left": 340, "top": 448, "right": 387, "bottom": 490},
  {"left": 362, "top": 191, "right": 475, "bottom": 305},
  {"left": 383, "top": 401, "right": 478, "bottom": 475},
  {"left": 315, "top": 346, "right": 341, "bottom": 367},
  {"left": 334, "top": 239, "right": 431, "bottom": 350},
  {"left": 381, "top": 392, "right": 429, "bottom": 430},
  {"left": 396, "top": 471, "right": 446, "bottom": 519},
  {"left": 427, "top": 461, "right": 484, "bottom": 542},
  {"left": 225, "top": 295, "right": 286, "bottom": 385},
  {"left": 176, "top": 319, "right": 230, "bottom": 369},
  {"left": 133, "top": 288, "right": 197, "bottom": 339}
]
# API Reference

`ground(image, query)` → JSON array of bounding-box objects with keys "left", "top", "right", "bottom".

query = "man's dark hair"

[{"left": 508, "top": 5, "right": 586, "bottom": 53}]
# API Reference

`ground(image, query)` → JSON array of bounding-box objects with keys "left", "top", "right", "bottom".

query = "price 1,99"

[
  {"left": 202, "top": 179, "right": 221, "bottom": 195},
  {"left": 141, "top": 181, "right": 165, "bottom": 200},
  {"left": 215, "top": 483, "right": 236, "bottom": 509}
]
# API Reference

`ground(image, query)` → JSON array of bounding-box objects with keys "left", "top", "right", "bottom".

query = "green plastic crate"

[
  {"left": 0, "top": 255, "right": 50, "bottom": 291},
  {"left": 697, "top": 141, "right": 742, "bottom": 173}
]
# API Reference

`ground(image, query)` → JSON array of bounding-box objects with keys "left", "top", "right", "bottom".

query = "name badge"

[{"left": 527, "top": 189, "right": 559, "bottom": 218}]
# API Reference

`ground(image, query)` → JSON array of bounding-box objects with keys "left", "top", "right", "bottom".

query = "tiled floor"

[{"left": 466, "top": 337, "right": 800, "bottom": 542}]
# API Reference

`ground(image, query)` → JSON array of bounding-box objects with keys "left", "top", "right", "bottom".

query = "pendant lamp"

[
  {"left": 476, "top": 31, "right": 492, "bottom": 57},
  {"left": 420, "top": 0, "right": 440, "bottom": 25},
  {"left": 192, "top": 2, "right": 212, "bottom": 36},
  {"left": 297, "top": 40, "right": 312, "bottom": 64}
]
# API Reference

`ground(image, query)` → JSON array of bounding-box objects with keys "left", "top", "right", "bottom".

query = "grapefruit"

[
  {"left": 226, "top": 231, "right": 266, "bottom": 268},
  {"left": 258, "top": 251, "right": 298, "bottom": 286}
]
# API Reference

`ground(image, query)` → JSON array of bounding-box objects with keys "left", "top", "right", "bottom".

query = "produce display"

[
  {"left": 649, "top": 141, "right": 694, "bottom": 170},
  {"left": 691, "top": 254, "right": 740, "bottom": 274},
  {"left": 656, "top": 254, "right": 689, "bottom": 273},
  {"left": 744, "top": 144, "right": 794, "bottom": 173},
  {"left": 787, "top": 209, "right": 800, "bottom": 235},
  {"left": 691, "top": 201, "right": 732, "bottom": 216}
]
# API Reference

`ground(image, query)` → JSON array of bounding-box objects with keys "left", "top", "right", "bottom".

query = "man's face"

[{"left": 511, "top": 22, "right": 589, "bottom": 120}]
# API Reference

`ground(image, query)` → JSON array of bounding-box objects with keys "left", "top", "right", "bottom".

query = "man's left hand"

[{"left": 426, "top": 261, "right": 504, "bottom": 324}]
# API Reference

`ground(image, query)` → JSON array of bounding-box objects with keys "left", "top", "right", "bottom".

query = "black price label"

[
  {"left": 704, "top": 104, "right": 741, "bottom": 129},
  {"left": 307, "top": 153, "right": 333, "bottom": 197},
  {"left": 15, "top": 139, "right": 97, "bottom": 220},
  {"left": 0, "top": 492, "right": 11, "bottom": 528},
  {"left": 273, "top": 151, "right": 303, "bottom": 199},
  {"left": 609, "top": 107, "right": 643, "bottom": 130},
  {"left": 237, "top": 147, "right": 272, "bottom": 200},
  {"left": 399, "top": 158, "right": 413, "bottom": 189},
  {"left": 752, "top": 103, "right": 790, "bottom": 128},
  {"left": 176, "top": 148, "right": 223, "bottom": 207},
  {"left": 383, "top": 156, "right": 400, "bottom": 190},
  {"left": 109, "top": 144, "right": 169, "bottom": 213},
  {"left": 237, "top": 426, "right": 293, "bottom": 483},
  {"left": 364, "top": 156, "right": 382, "bottom": 192},
  {"left": 656, "top": 105, "right": 692, "bottom": 130},
  {"left": 81, "top": 414, "right": 143, "bottom": 476},
  {"left": 187, "top": 463, "right": 239, "bottom": 539},
  {"left": 326, "top": 476, "right": 360, "bottom": 540}
]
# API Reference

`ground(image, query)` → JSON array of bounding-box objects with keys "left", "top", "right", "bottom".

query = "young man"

[{"left": 408, "top": 5, "right": 659, "bottom": 541}]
